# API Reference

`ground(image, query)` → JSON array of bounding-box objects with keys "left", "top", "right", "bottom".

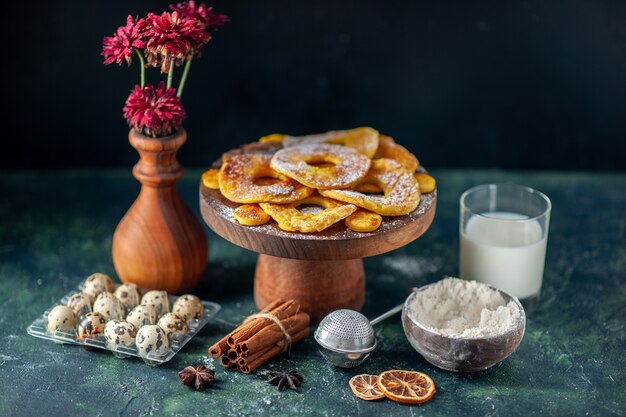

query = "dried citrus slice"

[
  {"left": 349, "top": 374, "right": 385, "bottom": 401},
  {"left": 377, "top": 370, "right": 436, "bottom": 404}
]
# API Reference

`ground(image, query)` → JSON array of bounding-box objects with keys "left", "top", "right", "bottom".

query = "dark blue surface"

[{"left": 1, "top": 169, "right": 625, "bottom": 416}]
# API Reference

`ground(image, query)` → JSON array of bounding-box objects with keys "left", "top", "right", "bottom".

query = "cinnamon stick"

[
  {"left": 240, "top": 327, "right": 310, "bottom": 374},
  {"left": 237, "top": 344, "right": 270, "bottom": 367},
  {"left": 226, "top": 300, "right": 297, "bottom": 347},
  {"left": 226, "top": 348, "right": 238, "bottom": 361},
  {"left": 220, "top": 355, "right": 231, "bottom": 368},
  {"left": 210, "top": 298, "right": 311, "bottom": 374},
  {"left": 208, "top": 299, "right": 284, "bottom": 358},
  {"left": 237, "top": 313, "right": 310, "bottom": 354},
  {"left": 209, "top": 338, "right": 229, "bottom": 358}
]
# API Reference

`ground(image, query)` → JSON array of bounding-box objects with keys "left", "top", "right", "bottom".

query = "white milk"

[{"left": 460, "top": 211, "right": 547, "bottom": 299}]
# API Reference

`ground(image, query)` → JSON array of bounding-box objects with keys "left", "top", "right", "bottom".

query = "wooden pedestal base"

[{"left": 254, "top": 254, "right": 365, "bottom": 324}]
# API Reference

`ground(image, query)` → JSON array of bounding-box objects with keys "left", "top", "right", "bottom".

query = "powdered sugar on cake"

[{"left": 270, "top": 143, "right": 370, "bottom": 189}]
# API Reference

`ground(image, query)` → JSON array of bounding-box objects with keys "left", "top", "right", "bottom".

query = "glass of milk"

[{"left": 460, "top": 183, "right": 551, "bottom": 301}]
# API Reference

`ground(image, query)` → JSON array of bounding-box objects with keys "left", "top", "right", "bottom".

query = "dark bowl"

[{"left": 402, "top": 281, "right": 526, "bottom": 372}]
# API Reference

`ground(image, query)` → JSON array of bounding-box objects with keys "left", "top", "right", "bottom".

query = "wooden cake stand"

[{"left": 200, "top": 184, "right": 436, "bottom": 323}]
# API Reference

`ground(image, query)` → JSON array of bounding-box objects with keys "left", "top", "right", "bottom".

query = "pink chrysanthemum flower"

[
  {"left": 123, "top": 82, "right": 186, "bottom": 137},
  {"left": 169, "top": 1, "right": 229, "bottom": 30},
  {"left": 102, "top": 15, "right": 146, "bottom": 66},
  {"left": 143, "top": 11, "right": 209, "bottom": 73}
]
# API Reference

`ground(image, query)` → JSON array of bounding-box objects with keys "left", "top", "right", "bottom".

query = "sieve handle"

[{"left": 370, "top": 303, "right": 404, "bottom": 326}]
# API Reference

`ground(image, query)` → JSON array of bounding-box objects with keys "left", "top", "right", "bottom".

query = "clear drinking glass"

[{"left": 459, "top": 183, "right": 551, "bottom": 302}]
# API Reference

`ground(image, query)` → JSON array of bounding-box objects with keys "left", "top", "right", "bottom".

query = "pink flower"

[
  {"left": 143, "top": 11, "right": 209, "bottom": 73},
  {"left": 102, "top": 15, "right": 146, "bottom": 66},
  {"left": 169, "top": 1, "right": 229, "bottom": 30},
  {"left": 123, "top": 82, "right": 186, "bottom": 137}
]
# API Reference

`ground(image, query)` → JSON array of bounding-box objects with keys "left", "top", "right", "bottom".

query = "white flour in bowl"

[{"left": 406, "top": 277, "right": 521, "bottom": 338}]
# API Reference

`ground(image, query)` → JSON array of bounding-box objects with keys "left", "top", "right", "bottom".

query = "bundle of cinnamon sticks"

[{"left": 208, "top": 299, "right": 310, "bottom": 374}]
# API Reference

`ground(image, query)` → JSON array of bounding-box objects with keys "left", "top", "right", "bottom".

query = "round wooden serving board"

[
  {"left": 199, "top": 177, "right": 436, "bottom": 322},
  {"left": 199, "top": 187, "right": 436, "bottom": 261}
]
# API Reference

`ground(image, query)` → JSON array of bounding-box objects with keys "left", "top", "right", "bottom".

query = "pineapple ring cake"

[
  {"left": 259, "top": 194, "right": 357, "bottom": 233},
  {"left": 320, "top": 158, "right": 420, "bottom": 216},
  {"left": 218, "top": 154, "right": 314, "bottom": 204},
  {"left": 282, "top": 126, "right": 380, "bottom": 158},
  {"left": 270, "top": 143, "right": 371, "bottom": 190}
]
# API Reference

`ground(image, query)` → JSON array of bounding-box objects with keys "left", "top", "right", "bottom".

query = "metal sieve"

[{"left": 314, "top": 304, "right": 403, "bottom": 368}]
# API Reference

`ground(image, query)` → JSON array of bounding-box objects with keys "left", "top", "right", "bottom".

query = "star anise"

[
  {"left": 178, "top": 365, "right": 215, "bottom": 390},
  {"left": 267, "top": 370, "right": 303, "bottom": 391}
]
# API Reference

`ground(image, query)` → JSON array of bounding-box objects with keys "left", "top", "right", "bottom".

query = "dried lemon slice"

[
  {"left": 377, "top": 370, "right": 436, "bottom": 404},
  {"left": 349, "top": 374, "right": 385, "bottom": 401}
]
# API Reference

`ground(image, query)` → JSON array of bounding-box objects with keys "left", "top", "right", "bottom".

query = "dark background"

[{"left": 5, "top": 0, "right": 626, "bottom": 170}]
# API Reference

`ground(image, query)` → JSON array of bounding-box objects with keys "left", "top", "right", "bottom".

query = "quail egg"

[
  {"left": 104, "top": 320, "right": 137, "bottom": 349},
  {"left": 126, "top": 304, "right": 158, "bottom": 330},
  {"left": 157, "top": 313, "right": 189, "bottom": 337},
  {"left": 135, "top": 325, "right": 170, "bottom": 358},
  {"left": 93, "top": 292, "right": 125, "bottom": 321},
  {"left": 172, "top": 294, "right": 204, "bottom": 321},
  {"left": 77, "top": 312, "right": 107, "bottom": 340},
  {"left": 82, "top": 273, "right": 115, "bottom": 303},
  {"left": 114, "top": 283, "right": 141, "bottom": 311},
  {"left": 66, "top": 292, "right": 92, "bottom": 318},
  {"left": 46, "top": 305, "right": 76, "bottom": 333},
  {"left": 141, "top": 290, "right": 170, "bottom": 318}
]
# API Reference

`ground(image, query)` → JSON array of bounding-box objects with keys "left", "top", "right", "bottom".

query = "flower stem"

[
  {"left": 135, "top": 49, "right": 146, "bottom": 88},
  {"left": 177, "top": 56, "right": 193, "bottom": 98},
  {"left": 167, "top": 64, "right": 175, "bottom": 89}
]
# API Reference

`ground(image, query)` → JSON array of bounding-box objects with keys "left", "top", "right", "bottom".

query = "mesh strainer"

[{"left": 314, "top": 304, "right": 403, "bottom": 368}]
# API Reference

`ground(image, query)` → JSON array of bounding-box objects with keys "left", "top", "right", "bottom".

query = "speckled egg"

[
  {"left": 66, "top": 292, "right": 92, "bottom": 318},
  {"left": 157, "top": 313, "right": 189, "bottom": 337},
  {"left": 135, "top": 325, "right": 170, "bottom": 358},
  {"left": 82, "top": 273, "right": 115, "bottom": 303},
  {"left": 93, "top": 292, "right": 125, "bottom": 321},
  {"left": 114, "top": 283, "right": 141, "bottom": 311},
  {"left": 126, "top": 304, "right": 157, "bottom": 330},
  {"left": 104, "top": 320, "right": 137, "bottom": 348},
  {"left": 77, "top": 312, "right": 107, "bottom": 340},
  {"left": 141, "top": 290, "right": 170, "bottom": 318},
  {"left": 47, "top": 305, "right": 76, "bottom": 333},
  {"left": 172, "top": 294, "right": 204, "bottom": 321}
]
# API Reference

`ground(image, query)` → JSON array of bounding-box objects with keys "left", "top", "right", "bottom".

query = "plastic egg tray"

[{"left": 26, "top": 286, "right": 220, "bottom": 366}]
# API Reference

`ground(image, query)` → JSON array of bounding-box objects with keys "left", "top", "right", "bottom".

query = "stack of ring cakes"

[{"left": 201, "top": 127, "right": 436, "bottom": 233}]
